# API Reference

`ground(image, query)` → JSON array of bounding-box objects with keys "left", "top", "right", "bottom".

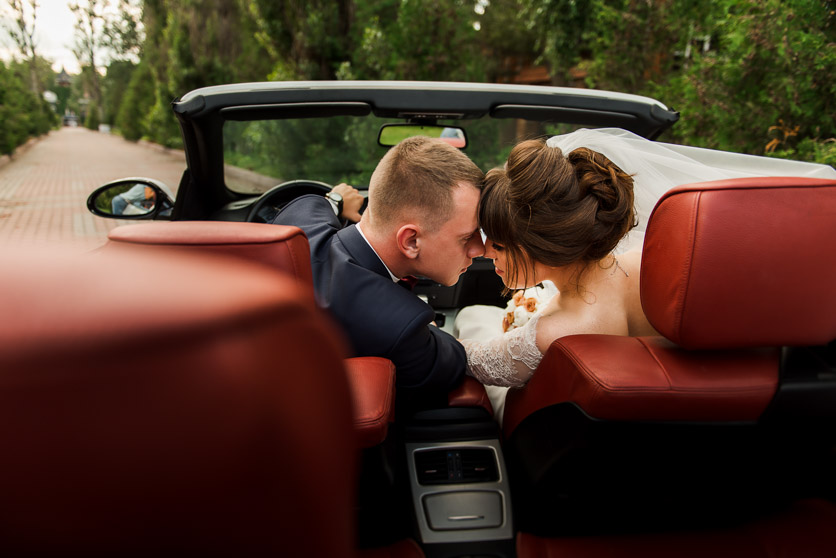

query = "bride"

[{"left": 458, "top": 127, "right": 836, "bottom": 419}]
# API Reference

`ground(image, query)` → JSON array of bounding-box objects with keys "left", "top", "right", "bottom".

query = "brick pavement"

[{"left": 0, "top": 127, "right": 186, "bottom": 254}]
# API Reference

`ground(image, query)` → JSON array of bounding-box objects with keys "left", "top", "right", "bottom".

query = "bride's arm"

[{"left": 460, "top": 314, "right": 544, "bottom": 387}]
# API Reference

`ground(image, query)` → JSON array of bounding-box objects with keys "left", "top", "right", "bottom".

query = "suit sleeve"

[
  {"left": 271, "top": 194, "right": 341, "bottom": 254},
  {"left": 389, "top": 311, "right": 466, "bottom": 395}
]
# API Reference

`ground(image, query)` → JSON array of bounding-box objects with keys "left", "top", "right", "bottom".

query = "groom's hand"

[{"left": 333, "top": 183, "right": 364, "bottom": 223}]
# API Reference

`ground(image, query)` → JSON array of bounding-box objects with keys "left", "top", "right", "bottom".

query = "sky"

[{"left": 1, "top": 0, "right": 82, "bottom": 73}]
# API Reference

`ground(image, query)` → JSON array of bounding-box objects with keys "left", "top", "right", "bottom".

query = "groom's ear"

[{"left": 396, "top": 224, "right": 420, "bottom": 260}]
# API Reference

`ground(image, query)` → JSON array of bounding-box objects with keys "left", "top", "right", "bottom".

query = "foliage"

[
  {"left": 247, "top": 0, "right": 353, "bottom": 80},
  {"left": 163, "top": 0, "right": 266, "bottom": 93},
  {"left": 652, "top": 0, "right": 835, "bottom": 160},
  {"left": 4, "top": 0, "right": 833, "bottom": 166},
  {"left": 3, "top": 0, "right": 39, "bottom": 95},
  {"left": 101, "top": 60, "right": 136, "bottom": 125},
  {"left": 69, "top": 0, "right": 108, "bottom": 112},
  {"left": 521, "top": 0, "right": 834, "bottom": 164},
  {"left": 768, "top": 138, "right": 836, "bottom": 168},
  {"left": 473, "top": 0, "right": 538, "bottom": 82},
  {"left": 585, "top": 0, "right": 711, "bottom": 92},
  {"left": 103, "top": 0, "right": 143, "bottom": 59},
  {"left": 84, "top": 101, "right": 101, "bottom": 129},
  {"left": 223, "top": 117, "right": 383, "bottom": 188},
  {"left": 343, "top": 0, "right": 487, "bottom": 81},
  {"left": 521, "top": 0, "right": 596, "bottom": 84},
  {"left": 0, "top": 60, "right": 55, "bottom": 155},
  {"left": 115, "top": 61, "right": 154, "bottom": 140}
]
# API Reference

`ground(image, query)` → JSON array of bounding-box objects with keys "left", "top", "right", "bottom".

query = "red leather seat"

[
  {"left": 503, "top": 177, "right": 836, "bottom": 549},
  {"left": 101, "top": 221, "right": 420, "bottom": 555},
  {"left": 106, "top": 220, "right": 314, "bottom": 286},
  {"left": 0, "top": 245, "right": 356, "bottom": 556},
  {"left": 104, "top": 221, "right": 397, "bottom": 448}
]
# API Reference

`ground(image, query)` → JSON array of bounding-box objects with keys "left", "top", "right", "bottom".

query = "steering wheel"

[{"left": 246, "top": 180, "right": 333, "bottom": 223}]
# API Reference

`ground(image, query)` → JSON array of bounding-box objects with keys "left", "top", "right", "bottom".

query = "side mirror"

[
  {"left": 87, "top": 178, "right": 175, "bottom": 220},
  {"left": 378, "top": 124, "right": 467, "bottom": 149}
]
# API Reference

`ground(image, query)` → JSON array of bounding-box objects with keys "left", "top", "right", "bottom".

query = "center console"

[{"left": 402, "top": 407, "right": 515, "bottom": 558}]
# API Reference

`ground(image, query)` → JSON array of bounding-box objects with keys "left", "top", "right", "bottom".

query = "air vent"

[{"left": 415, "top": 448, "right": 498, "bottom": 485}]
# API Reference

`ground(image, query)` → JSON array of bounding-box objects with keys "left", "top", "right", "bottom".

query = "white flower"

[{"left": 502, "top": 281, "right": 558, "bottom": 332}]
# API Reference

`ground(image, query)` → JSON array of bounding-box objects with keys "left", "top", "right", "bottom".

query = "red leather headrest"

[
  {"left": 0, "top": 246, "right": 355, "bottom": 556},
  {"left": 641, "top": 177, "right": 836, "bottom": 349},
  {"left": 107, "top": 221, "right": 313, "bottom": 286}
]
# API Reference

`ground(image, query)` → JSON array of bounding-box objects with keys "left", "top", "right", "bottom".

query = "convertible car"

[{"left": 2, "top": 81, "right": 835, "bottom": 557}]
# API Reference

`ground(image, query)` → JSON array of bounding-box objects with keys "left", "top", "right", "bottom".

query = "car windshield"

[{"left": 222, "top": 116, "right": 582, "bottom": 194}]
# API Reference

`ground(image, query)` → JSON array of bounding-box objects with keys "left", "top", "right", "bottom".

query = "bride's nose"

[{"left": 484, "top": 241, "right": 497, "bottom": 259}]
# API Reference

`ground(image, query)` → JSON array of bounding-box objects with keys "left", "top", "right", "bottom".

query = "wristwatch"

[{"left": 325, "top": 191, "right": 343, "bottom": 216}]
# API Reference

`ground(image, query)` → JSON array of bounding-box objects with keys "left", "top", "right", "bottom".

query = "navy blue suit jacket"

[{"left": 272, "top": 195, "right": 466, "bottom": 395}]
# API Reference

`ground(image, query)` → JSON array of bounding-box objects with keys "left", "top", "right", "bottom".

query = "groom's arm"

[
  {"left": 390, "top": 312, "right": 467, "bottom": 396},
  {"left": 271, "top": 194, "right": 343, "bottom": 251}
]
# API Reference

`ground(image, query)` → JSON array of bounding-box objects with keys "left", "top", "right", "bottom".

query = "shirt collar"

[{"left": 355, "top": 223, "right": 400, "bottom": 283}]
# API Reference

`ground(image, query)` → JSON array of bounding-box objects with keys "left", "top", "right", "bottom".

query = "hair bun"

[
  {"left": 569, "top": 147, "right": 635, "bottom": 218},
  {"left": 567, "top": 147, "right": 636, "bottom": 258}
]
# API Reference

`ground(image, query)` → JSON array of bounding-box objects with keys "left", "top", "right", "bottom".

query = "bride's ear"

[{"left": 396, "top": 224, "right": 420, "bottom": 259}]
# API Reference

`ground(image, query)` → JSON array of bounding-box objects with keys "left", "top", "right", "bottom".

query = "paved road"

[{"left": 0, "top": 127, "right": 186, "bottom": 254}]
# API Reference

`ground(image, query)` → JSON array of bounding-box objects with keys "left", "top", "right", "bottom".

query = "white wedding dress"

[{"left": 457, "top": 127, "right": 836, "bottom": 421}]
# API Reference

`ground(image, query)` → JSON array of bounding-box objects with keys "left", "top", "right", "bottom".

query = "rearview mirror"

[{"left": 378, "top": 124, "right": 467, "bottom": 148}]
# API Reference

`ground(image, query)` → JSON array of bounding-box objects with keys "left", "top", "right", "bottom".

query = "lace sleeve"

[{"left": 461, "top": 314, "right": 544, "bottom": 387}]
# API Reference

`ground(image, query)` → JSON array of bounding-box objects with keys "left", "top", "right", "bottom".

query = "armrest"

[
  {"left": 345, "top": 357, "right": 396, "bottom": 448},
  {"left": 447, "top": 376, "right": 493, "bottom": 417}
]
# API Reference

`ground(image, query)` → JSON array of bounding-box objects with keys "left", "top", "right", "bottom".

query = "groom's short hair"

[{"left": 368, "top": 136, "right": 483, "bottom": 229}]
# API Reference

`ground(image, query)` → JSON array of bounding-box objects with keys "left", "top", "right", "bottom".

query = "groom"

[{"left": 272, "top": 136, "right": 485, "bottom": 407}]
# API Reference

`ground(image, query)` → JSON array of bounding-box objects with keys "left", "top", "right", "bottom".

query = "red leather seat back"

[
  {"left": 503, "top": 335, "right": 779, "bottom": 436},
  {"left": 505, "top": 177, "right": 836, "bottom": 435},
  {"left": 106, "top": 222, "right": 408, "bottom": 451},
  {"left": 106, "top": 221, "right": 314, "bottom": 287},
  {"left": 641, "top": 177, "right": 836, "bottom": 349},
  {"left": 0, "top": 246, "right": 355, "bottom": 556},
  {"left": 502, "top": 177, "right": 836, "bottom": 539}
]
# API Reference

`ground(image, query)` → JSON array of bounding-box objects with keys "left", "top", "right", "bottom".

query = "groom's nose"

[{"left": 466, "top": 234, "right": 485, "bottom": 258}]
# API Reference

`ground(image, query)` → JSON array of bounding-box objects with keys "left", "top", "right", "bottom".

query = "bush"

[
  {"left": 0, "top": 60, "right": 55, "bottom": 155},
  {"left": 653, "top": 0, "right": 835, "bottom": 161},
  {"left": 768, "top": 138, "right": 836, "bottom": 168},
  {"left": 115, "top": 62, "right": 155, "bottom": 141},
  {"left": 85, "top": 102, "right": 101, "bottom": 130}
]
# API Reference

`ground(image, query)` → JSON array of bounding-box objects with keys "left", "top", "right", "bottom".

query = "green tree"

[
  {"left": 115, "top": 61, "right": 154, "bottom": 140},
  {"left": 246, "top": 0, "right": 353, "bottom": 80},
  {"left": 0, "top": 60, "right": 54, "bottom": 154},
  {"left": 84, "top": 100, "right": 101, "bottom": 129},
  {"left": 654, "top": 0, "right": 835, "bottom": 161},
  {"left": 131, "top": 0, "right": 276, "bottom": 146},
  {"left": 520, "top": 0, "right": 596, "bottom": 84},
  {"left": 3, "top": 0, "right": 41, "bottom": 93},
  {"left": 475, "top": 0, "right": 539, "bottom": 83},
  {"left": 104, "top": 0, "right": 142, "bottom": 58},
  {"left": 70, "top": 0, "right": 109, "bottom": 119},
  {"left": 107, "top": 0, "right": 834, "bottom": 165},
  {"left": 343, "top": 0, "right": 486, "bottom": 81},
  {"left": 523, "top": 0, "right": 834, "bottom": 163},
  {"left": 135, "top": 0, "right": 180, "bottom": 146},
  {"left": 101, "top": 59, "right": 136, "bottom": 126}
]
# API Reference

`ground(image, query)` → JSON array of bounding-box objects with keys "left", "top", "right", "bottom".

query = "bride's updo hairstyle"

[{"left": 479, "top": 138, "right": 636, "bottom": 289}]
